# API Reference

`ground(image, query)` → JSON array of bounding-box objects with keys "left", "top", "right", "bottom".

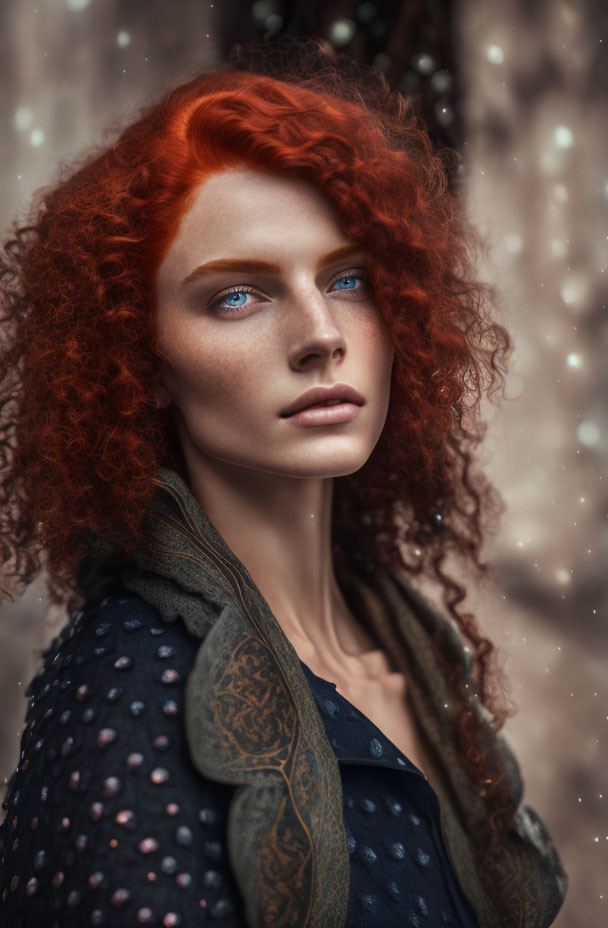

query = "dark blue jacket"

[{"left": 0, "top": 584, "right": 479, "bottom": 927}]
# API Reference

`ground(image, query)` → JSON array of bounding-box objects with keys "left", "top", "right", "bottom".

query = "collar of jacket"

[{"left": 81, "top": 466, "right": 568, "bottom": 928}]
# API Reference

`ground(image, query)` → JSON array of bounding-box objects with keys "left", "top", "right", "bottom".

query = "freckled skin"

[
  {"left": 153, "top": 166, "right": 394, "bottom": 482},
  {"left": 153, "top": 165, "right": 395, "bottom": 680}
]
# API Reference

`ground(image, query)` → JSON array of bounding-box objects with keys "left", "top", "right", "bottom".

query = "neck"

[{"left": 183, "top": 450, "right": 378, "bottom": 674}]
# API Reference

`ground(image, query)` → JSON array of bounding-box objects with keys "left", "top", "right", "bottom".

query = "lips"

[{"left": 280, "top": 383, "right": 365, "bottom": 417}]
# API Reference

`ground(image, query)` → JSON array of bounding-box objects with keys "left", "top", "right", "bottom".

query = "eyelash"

[{"left": 209, "top": 268, "right": 371, "bottom": 315}]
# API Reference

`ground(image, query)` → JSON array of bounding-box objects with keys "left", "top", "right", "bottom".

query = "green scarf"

[{"left": 82, "top": 466, "right": 568, "bottom": 928}]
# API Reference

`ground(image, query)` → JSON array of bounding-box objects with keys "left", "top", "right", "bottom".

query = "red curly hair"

[{"left": 1, "top": 39, "right": 516, "bottom": 859}]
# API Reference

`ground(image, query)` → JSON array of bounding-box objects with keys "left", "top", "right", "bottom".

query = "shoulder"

[
  {"left": 0, "top": 591, "right": 247, "bottom": 927},
  {"left": 22, "top": 590, "right": 201, "bottom": 764}
]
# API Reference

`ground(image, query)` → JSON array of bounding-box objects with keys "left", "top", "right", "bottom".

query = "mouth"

[
  {"left": 297, "top": 398, "right": 345, "bottom": 410},
  {"left": 281, "top": 398, "right": 363, "bottom": 428},
  {"left": 280, "top": 383, "right": 365, "bottom": 418}
]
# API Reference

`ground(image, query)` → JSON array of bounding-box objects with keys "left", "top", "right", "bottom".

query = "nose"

[{"left": 286, "top": 291, "right": 346, "bottom": 370}]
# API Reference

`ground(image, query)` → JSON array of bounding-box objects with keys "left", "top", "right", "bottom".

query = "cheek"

[
  {"left": 360, "top": 315, "right": 394, "bottom": 375},
  {"left": 163, "top": 328, "right": 266, "bottom": 414}
]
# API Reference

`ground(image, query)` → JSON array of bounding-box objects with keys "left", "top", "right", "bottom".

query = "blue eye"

[
  {"left": 211, "top": 286, "right": 259, "bottom": 313},
  {"left": 209, "top": 268, "right": 370, "bottom": 316},
  {"left": 221, "top": 291, "right": 248, "bottom": 306},
  {"left": 330, "top": 270, "right": 369, "bottom": 294},
  {"left": 334, "top": 277, "right": 357, "bottom": 289}
]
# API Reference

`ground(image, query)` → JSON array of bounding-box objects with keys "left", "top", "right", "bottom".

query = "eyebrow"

[{"left": 181, "top": 244, "right": 366, "bottom": 287}]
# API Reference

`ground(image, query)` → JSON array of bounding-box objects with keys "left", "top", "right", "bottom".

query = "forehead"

[{"left": 156, "top": 166, "right": 349, "bottom": 286}]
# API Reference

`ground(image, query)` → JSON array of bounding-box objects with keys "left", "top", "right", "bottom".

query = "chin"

[{"left": 273, "top": 448, "right": 373, "bottom": 479}]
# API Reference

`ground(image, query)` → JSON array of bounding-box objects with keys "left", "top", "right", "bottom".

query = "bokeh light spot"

[
  {"left": 554, "top": 125, "right": 574, "bottom": 149},
  {"left": 29, "top": 129, "right": 45, "bottom": 147},
  {"left": 487, "top": 44, "right": 504, "bottom": 64},
  {"left": 328, "top": 19, "right": 356, "bottom": 48},
  {"left": 577, "top": 421, "right": 600, "bottom": 447},
  {"left": 14, "top": 107, "right": 33, "bottom": 132}
]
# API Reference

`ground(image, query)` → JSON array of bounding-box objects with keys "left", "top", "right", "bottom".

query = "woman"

[{"left": 0, "top": 38, "right": 567, "bottom": 928}]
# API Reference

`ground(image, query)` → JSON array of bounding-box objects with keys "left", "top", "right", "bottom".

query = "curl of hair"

[{"left": 0, "top": 37, "right": 517, "bottom": 873}]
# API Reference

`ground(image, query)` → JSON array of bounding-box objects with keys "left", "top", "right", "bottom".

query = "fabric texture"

[
  {"left": 1, "top": 585, "right": 478, "bottom": 927},
  {"left": 0, "top": 589, "right": 248, "bottom": 927},
  {"left": 1, "top": 465, "right": 568, "bottom": 927},
  {"left": 297, "top": 659, "right": 482, "bottom": 927}
]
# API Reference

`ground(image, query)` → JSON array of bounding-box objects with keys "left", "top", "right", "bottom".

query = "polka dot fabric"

[
  {"left": 0, "top": 589, "right": 480, "bottom": 926},
  {"left": 298, "top": 661, "right": 481, "bottom": 928},
  {"left": 0, "top": 593, "right": 247, "bottom": 927}
]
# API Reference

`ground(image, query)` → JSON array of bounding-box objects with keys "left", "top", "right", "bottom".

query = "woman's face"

[{"left": 153, "top": 166, "right": 394, "bottom": 480}]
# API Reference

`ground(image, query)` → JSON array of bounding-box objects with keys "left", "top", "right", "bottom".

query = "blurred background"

[{"left": 0, "top": 1, "right": 606, "bottom": 925}]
